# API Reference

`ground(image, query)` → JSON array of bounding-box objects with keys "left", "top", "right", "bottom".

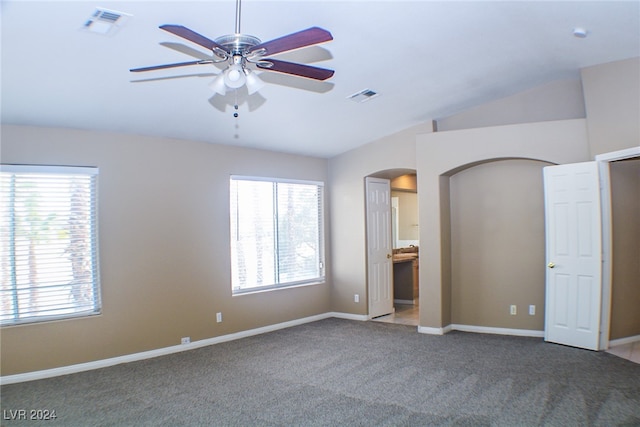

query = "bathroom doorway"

[{"left": 369, "top": 170, "right": 420, "bottom": 326}]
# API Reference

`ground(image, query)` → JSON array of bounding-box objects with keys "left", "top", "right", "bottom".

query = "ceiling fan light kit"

[{"left": 130, "top": 0, "right": 334, "bottom": 100}]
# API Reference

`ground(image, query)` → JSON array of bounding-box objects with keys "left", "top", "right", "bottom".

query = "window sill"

[{"left": 232, "top": 280, "right": 326, "bottom": 297}]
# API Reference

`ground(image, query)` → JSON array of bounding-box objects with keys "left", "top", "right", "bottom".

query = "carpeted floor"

[{"left": 2, "top": 318, "right": 640, "bottom": 426}]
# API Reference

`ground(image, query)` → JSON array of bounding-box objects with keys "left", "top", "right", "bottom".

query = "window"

[
  {"left": 230, "top": 176, "right": 325, "bottom": 294},
  {"left": 0, "top": 165, "right": 101, "bottom": 326}
]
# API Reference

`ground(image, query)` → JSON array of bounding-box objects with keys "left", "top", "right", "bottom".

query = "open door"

[
  {"left": 366, "top": 177, "right": 394, "bottom": 318},
  {"left": 543, "top": 162, "right": 602, "bottom": 350}
]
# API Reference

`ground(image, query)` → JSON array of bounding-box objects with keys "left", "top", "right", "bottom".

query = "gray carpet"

[{"left": 2, "top": 318, "right": 640, "bottom": 426}]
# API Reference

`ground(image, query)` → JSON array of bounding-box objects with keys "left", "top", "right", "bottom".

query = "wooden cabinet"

[{"left": 393, "top": 257, "right": 419, "bottom": 305}]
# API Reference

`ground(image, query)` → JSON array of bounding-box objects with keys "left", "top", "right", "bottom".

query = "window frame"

[
  {"left": 229, "top": 175, "right": 326, "bottom": 295},
  {"left": 0, "top": 164, "right": 101, "bottom": 326}
]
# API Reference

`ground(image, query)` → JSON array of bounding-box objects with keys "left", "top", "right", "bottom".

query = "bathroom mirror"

[{"left": 391, "top": 190, "right": 419, "bottom": 249}]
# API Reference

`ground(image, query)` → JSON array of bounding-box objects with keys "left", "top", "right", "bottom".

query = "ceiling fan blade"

[
  {"left": 248, "top": 27, "right": 333, "bottom": 57},
  {"left": 256, "top": 59, "right": 334, "bottom": 81},
  {"left": 130, "top": 60, "right": 213, "bottom": 73},
  {"left": 160, "top": 25, "right": 228, "bottom": 54}
]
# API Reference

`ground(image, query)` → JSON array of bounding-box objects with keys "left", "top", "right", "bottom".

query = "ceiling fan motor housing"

[{"left": 214, "top": 34, "right": 262, "bottom": 56}]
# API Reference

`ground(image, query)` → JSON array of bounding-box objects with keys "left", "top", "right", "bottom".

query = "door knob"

[
  {"left": 387, "top": 254, "right": 392, "bottom": 259},
  {"left": 547, "top": 262, "right": 555, "bottom": 268}
]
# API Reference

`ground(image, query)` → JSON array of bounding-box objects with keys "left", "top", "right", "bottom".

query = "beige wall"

[
  {"left": 0, "top": 125, "right": 331, "bottom": 375},
  {"left": 437, "top": 78, "right": 586, "bottom": 132},
  {"left": 450, "top": 159, "right": 551, "bottom": 330},
  {"left": 416, "top": 120, "right": 591, "bottom": 329},
  {"left": 328, "top": 123, "right": 433, "bottom": 314},
  {"left": 609, "top": 158, "right": 640, "bottom": 340},
  {"left": 582, "top": 57, "right": 640, "bottom": 157},
  {"left": 436, "top": 57, "right": 640, "bottom": 158}
]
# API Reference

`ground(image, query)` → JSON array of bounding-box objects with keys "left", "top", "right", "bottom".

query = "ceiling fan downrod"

[
  {"left": 213, "top": 0, "right": 261, "bottom": 57},
  {"left": 235, "top": 0, "right": 241, "bottom": 35}
]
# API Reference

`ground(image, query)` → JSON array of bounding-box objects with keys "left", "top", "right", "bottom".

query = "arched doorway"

[
  {"left": 449, "top": 158, "right": 552, "bottom": 332},
  {"left": 366, "top": 168, "right": 420, "bottom": 325}
]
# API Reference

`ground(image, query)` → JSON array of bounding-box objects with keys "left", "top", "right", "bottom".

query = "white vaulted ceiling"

[{"left": 2, "top": 1, "right": 639, "bottom": 158}]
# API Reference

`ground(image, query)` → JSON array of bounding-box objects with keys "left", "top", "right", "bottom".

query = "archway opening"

[{"left": 367, "top": 168, "right": 420, "bottom": 326}]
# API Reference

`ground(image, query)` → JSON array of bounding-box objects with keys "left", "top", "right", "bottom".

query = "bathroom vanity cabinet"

[{"left": 393, "top": 253, "right": 419, "bottom": 305}]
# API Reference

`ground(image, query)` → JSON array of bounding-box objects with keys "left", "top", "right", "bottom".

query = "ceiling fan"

[{"left": 130, "top": 0, "right": 334, "bottom": 96}]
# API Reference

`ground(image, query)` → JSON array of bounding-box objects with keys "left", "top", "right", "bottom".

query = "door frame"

[{"left": 595, "top": 146, "right": 640, "bottom": 350}]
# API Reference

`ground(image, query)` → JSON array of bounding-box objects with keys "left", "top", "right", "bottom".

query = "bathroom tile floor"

[
  {"left": 373, "top": 303, "right": 639, "bottom": 365},
  {"left": 371, "top": 303, "right": 419, "bottom": 326},
  {"left": 606, "top": 340, "right": 640, "bottom": 364}
]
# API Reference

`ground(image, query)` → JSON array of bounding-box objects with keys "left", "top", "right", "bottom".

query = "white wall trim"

[
  {"left": 609, "top": 334, "right": 640, "bottom": 347},
  {"left": 417, "top": 324, "right": 453, "bottom": 335},
  {"left": 595, "top": 146, "right": 640, "bottom": 162},
  {"left": 330, "top": 312, "right": 369, "bottom": 321},
  {"left": 419, "top": 323, "right": 543, "bottom": 338},
  {"left": 1, "top": 312, "right": 366, "bottom": 385},
  {"left": 451, "top": 324, "right": 545, "bottom": 338}
]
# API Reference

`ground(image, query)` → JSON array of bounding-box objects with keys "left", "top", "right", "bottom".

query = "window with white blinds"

[
  {"left": 230, "top": 176, "right": 325, "bottom": 294},
  {"left": 0, "top": 165, "right": 101, "bottom": 326}
]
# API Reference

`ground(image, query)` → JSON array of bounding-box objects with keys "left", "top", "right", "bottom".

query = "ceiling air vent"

[
  {"left": 83, "top": 7, "right": 131, "bottom": 35},
  {"left": 347, "top": 89, "right": 380, "bottom": 103}
]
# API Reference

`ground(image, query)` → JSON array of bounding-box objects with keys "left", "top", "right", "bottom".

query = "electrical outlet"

[
  {"left": 216, "top": 312, "right": 223, "bottom": 323},
  {"left": 529, "top": 305, "right": 536, "bottom": 315},
  {"left": 354, "top": 294, "right": 359, "bottom": 303},
  {"left": 510, "top": 305, "right": 517, "bottom": 315},
  {"left": 181, "top": 337, "right": 190, "bottom": 345}
]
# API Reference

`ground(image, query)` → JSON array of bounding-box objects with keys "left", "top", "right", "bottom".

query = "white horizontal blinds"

[
  {"left": 0, "top": 165, "right": 101, "bottom": 325},
  {"left": 230, "top": 176, "right": 324, "bottom": 293},
  {"left": 230, "top": 179, "right": 277, "bottom": 290},
  {"left": 275, "top": 182, "right": 323, "bottom": 284}
]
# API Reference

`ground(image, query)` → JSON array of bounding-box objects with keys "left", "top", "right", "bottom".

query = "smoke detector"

[{"left": 573, "top": 28, "right": 588, "bottom": 38}]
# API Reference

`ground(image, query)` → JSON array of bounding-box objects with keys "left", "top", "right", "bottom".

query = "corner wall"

[
  {"left": 582, "top": 57, "right": 640, "bottom": 157},
  {"left": 328, "top": 123, "right": 433, "bottom": 314}
]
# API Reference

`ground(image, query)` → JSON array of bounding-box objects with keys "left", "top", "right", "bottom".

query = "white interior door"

[
  {"left": 366, "top": 177, "right": 394, "bottom": 318},
  {"left": 543, "top": 162, "right": 602, "bottom": 350}
]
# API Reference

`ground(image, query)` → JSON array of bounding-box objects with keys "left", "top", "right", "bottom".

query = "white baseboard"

[
  {"left": 418, "top": 323, "right": 543, "bottom": 338},
  {"left": 451, "top": 324, "right": 544, "bottom": 337},
  {"left": 329, "top": 312, "right": 369, "bottom": 321},
  {"left": 0, "top": 314, "right": 546, "bottom": 385},
  {"left": 417, "top": 324, "right": 452, "bottom": 335},
  {"left": 1, "top": 312, "right": 365, "bottom": 385},
  {"left": 609, "top": 334, "right": 640, "bottom": 347}
]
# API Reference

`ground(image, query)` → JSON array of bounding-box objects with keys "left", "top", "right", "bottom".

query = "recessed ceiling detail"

[
  {"left": 83, "top": 8, "right": 131, "bottom": 35},
  {"left": 348, "top": 89, "right": 379, "bottom": 103}
]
